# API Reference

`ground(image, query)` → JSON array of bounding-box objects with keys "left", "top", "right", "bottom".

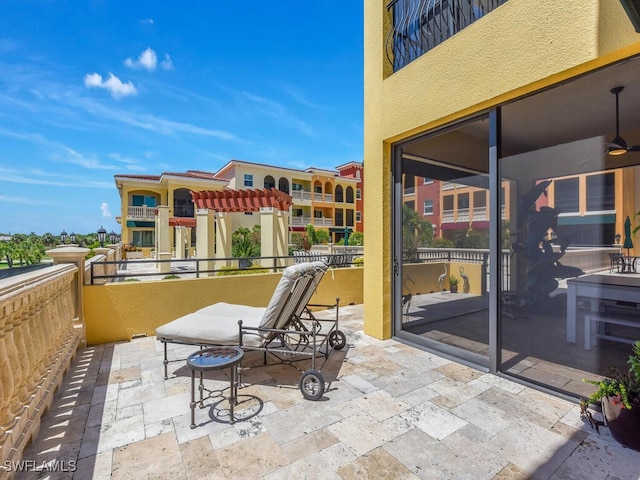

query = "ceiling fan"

[{"left": 607, "top": 86, "right": 640, "bottom": 155}]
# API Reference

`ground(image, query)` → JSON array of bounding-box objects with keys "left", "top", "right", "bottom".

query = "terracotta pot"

[{"left": 602, "top": 396, "right": 640, "bottom": 451}]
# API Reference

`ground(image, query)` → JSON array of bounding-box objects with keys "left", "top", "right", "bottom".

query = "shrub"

[{"left": 216, "top": 265, "right": 269, "bottom": 276}]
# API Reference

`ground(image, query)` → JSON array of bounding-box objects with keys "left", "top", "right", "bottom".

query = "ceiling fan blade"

[{"left": 627, "top": 145, "right": 640, "bottom": 152}]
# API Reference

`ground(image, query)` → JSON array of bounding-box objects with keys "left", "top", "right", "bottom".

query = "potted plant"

[
  {"left": 581, "top": 341, "right": 640, "bottom": 451},
  {"left": 449, "top": 275, "right": 460, "bottom": 293}
]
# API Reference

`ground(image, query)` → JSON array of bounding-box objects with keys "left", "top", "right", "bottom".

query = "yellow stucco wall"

[
  {"left": 83, "top": 267, "right": 363, "bottom": 345},
  {"left": 364, "top": 0, "right": 640, "bottom": 339}
]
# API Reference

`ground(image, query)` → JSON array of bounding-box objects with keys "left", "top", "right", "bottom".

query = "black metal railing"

[
  {"left": 89, "top": 254, "right": 362, "bottom": 285},
  {"left": 386, "top": 0, "right": 507, "bottom": 72}
]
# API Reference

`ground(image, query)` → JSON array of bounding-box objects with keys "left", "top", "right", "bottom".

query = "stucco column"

[
  {"left": 196, "top": 208, "right": 216, "bottom": 275},
  {"left": 275, "top": 209, "right": 289, "bottom": 267},
  {"left": 46, "top": 247, "right": 90, "bottom": 347},
  {"left": 260, "top": 207, "right": 276, "bottom": 262},
  {"left": 155, "top": 206, "right": 171, "bottom": 273},
  {"left": 260, "top": 207, "right": 289, "bottom": 270},
  {"left": 215, "top": 212, "right": 232, "bottom": 269},
  {"left": 175, "top": 226, "right": 187, "bottom": 260},
  {"left": 93, "top": 247, "right": 111, "bottom": 284}
]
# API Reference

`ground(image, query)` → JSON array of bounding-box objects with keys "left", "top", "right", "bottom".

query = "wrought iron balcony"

[{"left": 386, "top": 0, "right": 507, "bottom": 72}]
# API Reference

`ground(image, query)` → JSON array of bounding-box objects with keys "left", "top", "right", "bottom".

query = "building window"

[
  {"left": 423, "top": 200, "right": 433, "bottom": 215},
  {"left": 423, "top": 178, "right": 433, "bottom": 184},
  {"left": 264, "top": 175, "right": 276, "bottom": 189},
  {"left": 346, "top": 186, "right": 354, "bottom": 203},
  {"left": 443, "top": 195, "right": 454, "bottom": 210},
  {"left": 131, "top": 194, "right": 157, "bottom": 207},
  {"left": 335, "top": 185, "right": 344, "bottom": 202},
  {"left": 292, "top": 182, "right": 303, "bottom": 191},
  {"left": 554, "top": 177, "right": 579, "bottom": 213},
  {"left": 457, "top": 193, "right": 470, "bottom": 209},
  {"left": 278, "top": 177, "right": 290, "bottom": 194},
  {"left": 244, "top": 174, "right": 253, "bottom": 187},
  {"left": 356, "top": 211, "right": 361, "bottom": 222},
  {"left": 356, "top": 188, "right": 361, "bottom": 200},
  {"left": 403, "top": 174, "right": 415, "bottom": 195},
  {"left": 346, "top": 209, "right": 354, "bottom": 226},
  {"left": 586, "top": 173, "right": 615, "bottom": 211},
  {"left": 473, "top": 190, "right": 486, "bottom": 208},
  {"left": 132, "top": 230, "right": 154, "bottom": 247},
  {"left": 314, "top": 185, "right": 322, "bottom": 194}
]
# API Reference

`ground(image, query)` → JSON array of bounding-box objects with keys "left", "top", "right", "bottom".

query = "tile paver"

[{"left": 14, "top": 304, "right": 640, "bottom": 479}]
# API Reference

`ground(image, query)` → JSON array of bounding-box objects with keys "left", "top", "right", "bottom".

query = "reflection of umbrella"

[{"left": 623, "top": 216, "right": 634, "bottom": 257}]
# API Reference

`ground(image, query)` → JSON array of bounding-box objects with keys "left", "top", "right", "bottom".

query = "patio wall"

[
  {"left": 83, "top": 266, "right": 364, "bottom": 345},
  {"left": 403, "top": 262, "right": 484, "bottom": 295},
  {"left": 0, "top": 263, "right": 82, "bottom": 469}
]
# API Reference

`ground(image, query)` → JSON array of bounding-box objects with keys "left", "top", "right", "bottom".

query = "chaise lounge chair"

[{"left": 155, "top": 261, "right": 346, "bottom": 400}]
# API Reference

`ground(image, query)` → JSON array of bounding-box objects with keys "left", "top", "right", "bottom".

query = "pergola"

[{"left": 154, "top": 188, "right": 293, "bottom": 273}]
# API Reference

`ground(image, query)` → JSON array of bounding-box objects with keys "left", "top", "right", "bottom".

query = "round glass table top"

[{"left": 186, "top": 346, "right": 244, "bottom": 370}]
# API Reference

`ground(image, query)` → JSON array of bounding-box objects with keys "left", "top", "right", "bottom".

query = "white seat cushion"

[
  {"left": 155, "top": 261, "right": 327, "bottom": 348},
  {"left": 155, "top": 302, "right": 266, "bottom": 347}
]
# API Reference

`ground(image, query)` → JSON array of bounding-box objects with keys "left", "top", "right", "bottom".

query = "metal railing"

[
  {"left": 89, "top": 252, "right": 362, "bottom": 285},
  {"left": 386, "top": 0, "right": 507, "bottom": 72}
]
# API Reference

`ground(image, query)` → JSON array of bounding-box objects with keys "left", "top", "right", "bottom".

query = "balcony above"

[
  {"left": 386, "top": 0, "right": 508, "bottom": 72},
  {"left": 127, "top": 205, "right": 157, "bottom": 222}
]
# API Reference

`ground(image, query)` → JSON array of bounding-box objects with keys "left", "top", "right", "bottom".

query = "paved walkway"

[{"left": 16, "top": 305, "right": 640, "bottom": 479}]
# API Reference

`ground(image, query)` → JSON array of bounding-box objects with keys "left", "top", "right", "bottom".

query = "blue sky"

[{"left": 0, "top": 1, "right": 364, "bottom": 236}]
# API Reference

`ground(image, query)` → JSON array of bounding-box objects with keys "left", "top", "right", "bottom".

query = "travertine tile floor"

[{"left": 15, "top": 305, "right": 640, "bottom": 479}]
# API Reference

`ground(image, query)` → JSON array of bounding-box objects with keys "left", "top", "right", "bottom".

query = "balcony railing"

[
  {"left": 291, "top": 190, "right": 312, "bottom": 202},
  {"left": 472, "top": 206, "right": 487, "bottom": 221},
  {"left": 442, "top": 209, "right": 454, "bottom": 223},
  {"left": 127, "top": 205, "right": 157, "bottom": 221},
  {"left": 314, "top": 217, "right": 334, "bottom": 227},
  {"left": 291, "top": 216, "right": 312, "bottom": 227},
  {"left": 386, "top": 0, "right": 507, "bottom": 72},
  {"left": 0, "top": 263, "right": 82, "bottom": 468},
  {"left": 457, "top": 208, "right": 470, "bottom": 222}
]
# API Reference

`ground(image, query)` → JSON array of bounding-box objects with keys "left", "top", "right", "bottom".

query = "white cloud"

[
  {"left": 125, "top": 47, "right": 157, "bottom": 71},
  {"left": 161, "top": 54, "right": 173, "bottom": 70},
  {"left": 100, "top": 202, "right": 111, "bottom": 217},
  {"left": 141, "top": 18, "right": 154, "bottom": 25},
  {"left": 84, "top": 72, "right": 137, "bottom": 99}
]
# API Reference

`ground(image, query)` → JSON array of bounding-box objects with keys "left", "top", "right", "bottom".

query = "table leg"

[
  {"left": 229, "top": 365, "right": 236, "bottom": 425},
  {"left": 190, "top": 370, "right": 196, "bottom": 429},
  {"left": 198, "top": 371, "right": 204, "bottom": 408}
]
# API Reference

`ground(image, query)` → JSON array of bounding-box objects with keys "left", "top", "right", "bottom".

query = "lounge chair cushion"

[
  {"left": 260, "top": 261, "right": 326, "bottom": 330},
  {"left": 156, "top": 303, "right": 266, "bottom": 347},
  {"left": 155, "top": 261, "right": 327, "bottom": 348}
]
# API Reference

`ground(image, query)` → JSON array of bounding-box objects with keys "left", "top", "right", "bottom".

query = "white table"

[{"left": 566, "top": 274, "right": 640, "bottom": 344}]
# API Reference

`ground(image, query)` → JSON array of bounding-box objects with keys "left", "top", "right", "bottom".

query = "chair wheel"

[
  {"left": 328, "top": 330, "right": 346, "bottom": 350},
  {"left": 299, "top": 370, "right": 324, "bottom": 401}
]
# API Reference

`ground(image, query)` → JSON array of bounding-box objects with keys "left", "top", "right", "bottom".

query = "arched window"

[
  {"left": 173, "top": 188, "right": 194, "bottom": 217},
  {"left": 264, "top": 175, "right": 276, "bottom": 189},
  {"left": 346, "top": 186, "right": 354, "bottom": 203},
  {"left": 278, "top": 177, "right": 290, "bottom": 194},
  {"left": 335, "top": 185, "right": 344, "bottom": 203}
]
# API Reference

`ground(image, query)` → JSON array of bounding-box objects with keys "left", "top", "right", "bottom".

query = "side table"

[{"left": 186, "top": 346, "right": 244, "bottom": 428}]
